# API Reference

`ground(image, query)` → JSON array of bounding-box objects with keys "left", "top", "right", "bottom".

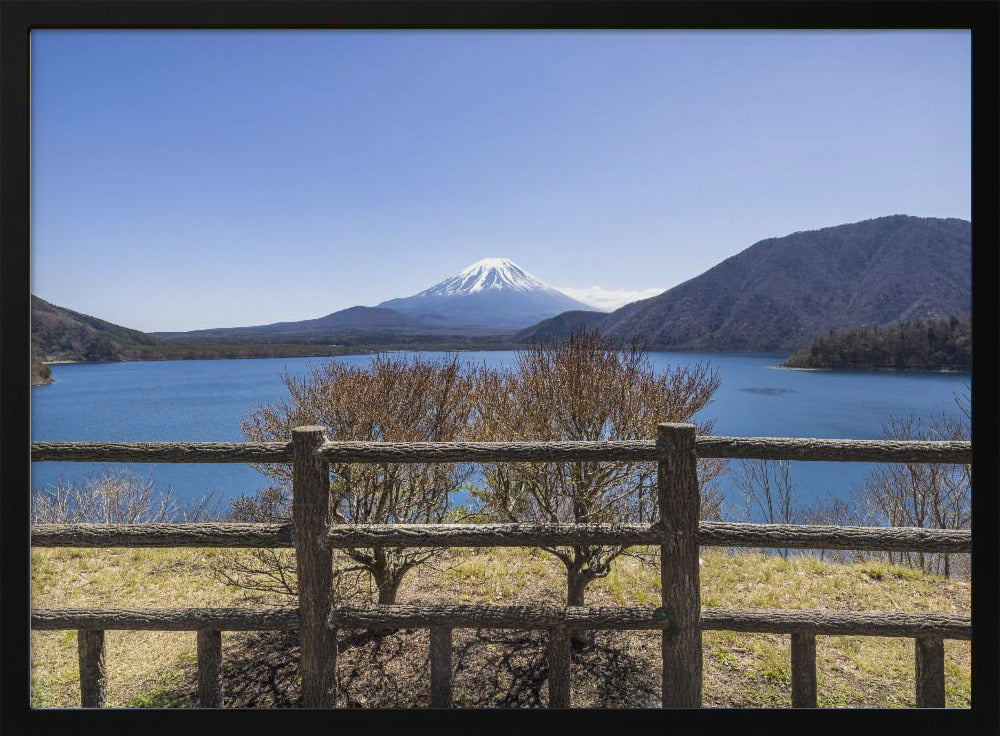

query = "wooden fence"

[{"left": 30, "top": 423, "right": 972, "bottom": 709}]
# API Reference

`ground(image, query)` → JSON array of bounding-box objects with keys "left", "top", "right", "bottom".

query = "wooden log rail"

[
  {"left": 30, "top": 427, "right": 972, "bottom": 710},
  {"left": 790, "top": 632, "right": 816, "bottom": 708},
  {"left": 32, "top": 436, "right": 972, "bottom": 464},
  {"left": 31, "top": 441, "right": 293, "bottom": 463},
  {"left": 30, "top": 605, "right": 972, "bottom": 638},
  {"left": 32, "top": 604, "right": 669, "bottom": 631},
  {"left": 319, "top": 437, "right": 970, "bottom": 464},
  {"left": 429, "top": 627, "right": 452, "bottom": 708},
  {"left": 197, "top": 630, "right": 223, "bottom": 708},
  {"left": 31, "top": 521, "right": 972, "bottom": 553},
  {"left": 292, "top": 426, "right": 334, "bottom": 708}
]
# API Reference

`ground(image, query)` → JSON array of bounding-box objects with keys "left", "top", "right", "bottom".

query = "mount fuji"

[{"left": 377, "top": 258, "right": 593, "bottom": 330}]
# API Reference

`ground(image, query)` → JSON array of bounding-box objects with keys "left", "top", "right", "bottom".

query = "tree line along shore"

[
  {"left": 30, "top": 314, "right": 972, "bottom": 388},
  {"left": 783, "top": 316, "right": 970, "bottom": 372}
]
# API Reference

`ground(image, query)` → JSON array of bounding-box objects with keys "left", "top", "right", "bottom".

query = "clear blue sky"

[{"left": 31, "top": 30, "right": 971, "bottom": 332}]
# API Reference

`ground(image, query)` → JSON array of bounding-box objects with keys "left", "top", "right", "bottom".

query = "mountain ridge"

[
  {"left": 32, "top": 215, "right": 972, "bottom": 363},
  {"left": 591, "top": 215, "right": 970, "bottom": 351}
]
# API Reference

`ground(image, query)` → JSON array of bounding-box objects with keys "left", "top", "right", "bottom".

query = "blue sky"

[{"left": 31, "top": 30, "right": 970, "bottom": 332}]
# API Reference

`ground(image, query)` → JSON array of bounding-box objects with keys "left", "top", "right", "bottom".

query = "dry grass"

[
  {"left": 31, "top": 547, "right": 241, "bottom": 708},
  {"left": 30, "top": 545, "right": 971, "bottom": 709}
]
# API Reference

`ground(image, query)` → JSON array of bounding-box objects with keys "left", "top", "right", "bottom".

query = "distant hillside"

[
  {"left": 784, "top": 315, "right": 971, "bottom": 371},
  {"left": 513, "top": 310, "right": 608, "bottom": 343},
  {"left": 30, "top": 295, "right": 518, "bottom": 372},
  {"left": 152, "top": 306, "right": 426, "bottom": 343},
  {"left": 599, "top": 215, "right": 971, "bottom": 352},
  {"left": 31, "top": 295, "right": 160, "bottom": 362}
]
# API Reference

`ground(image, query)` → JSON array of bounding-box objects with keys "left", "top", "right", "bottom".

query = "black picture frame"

[{"left": 3, "top": 2, "right": 997, "bottom": 735}]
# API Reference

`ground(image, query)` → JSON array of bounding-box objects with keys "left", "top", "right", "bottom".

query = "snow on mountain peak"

[
  {"left": 418, "top": 257, "right": 553, "bottom": 297},
  {"left": 459, "top": 257, "right": 517, "bottom": 275}
]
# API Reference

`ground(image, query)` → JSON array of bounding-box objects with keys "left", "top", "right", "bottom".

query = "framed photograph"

[{"left": 3, "top": 2, "right": 997, "bottom": 734}]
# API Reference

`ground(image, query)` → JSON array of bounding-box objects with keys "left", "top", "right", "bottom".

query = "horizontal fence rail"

[
  {"left": 33, "top": 607, "right": 299, "bottom": 631},
  {"left": 322, "top": 440, "right": 659, "bottom": 463},
  {"left": 30, "top": 521, "right": 973, "bottom": 553},
  {"left": 32, "top": 523, "right": 296, "bottom": 548},
  {"left": 322, "top": 438, "right": 972, "bottom": 464},
  {"left": 31, "top": 605, "right": 672, "bottom": 631},
  {"left": 31, "top": 442, "right": 292, "bottom": 463},
  {"left": 693, "top": 437, "right": 971, "bottom": 463},
  {"left": 695, "top": 522, "right": 971, "bottom": 553},
  {"left": 31, "top": 441, "right": 293, "bottom": 464},
  {"left": 30, "top": 606, "right": 971, "bottom": 639},
  {"left": 699, "top": 609, "right": 970, "bottom": 639},
  {"left": 31, "top": 437, "right": 971, "bottom": 465}
]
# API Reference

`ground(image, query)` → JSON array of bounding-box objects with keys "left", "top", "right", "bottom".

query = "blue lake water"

[{"left": 30, "top": 352, "right": 969, "bottom": 519}]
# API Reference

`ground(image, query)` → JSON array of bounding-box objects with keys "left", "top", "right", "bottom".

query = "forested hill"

[
  {"left": 513, "top": 310, "right": 607, "bottom": 343},
  {"left": 598, "top": 215, "right": 971, "bottom": 351},
  {"left": 31, "top": 295, "right": 161, "bottom": 363},
  {"left": 783, "top": 315, "right": 971, "bottom": 371}
]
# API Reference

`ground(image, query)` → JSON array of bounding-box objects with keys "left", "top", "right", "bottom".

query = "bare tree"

[
  {"left": 31, "top": 469, "right": 216, "bottom": 524},
  {"left": 213, "top": 485, "right": 373, "bottom": 603},
  {"left": 733, "top": 459, "right": 797, "bottom": 558},
  {"left": 471, "top": 332, "right": 723, "bottom": 620},
  {"left": 789, "top": 386, "right": 971, "bottom": 576},
  {"left": 212, "top": 486, "right": 301, "bottom": 601},
  {"left": 237, "top": 354, "right": 474, "bottom": 604},
  {"left": 798, "top": 386, "right": 971, "bottom": 575},
  {"left": 861, "top": 392, "right": 971, "bottom": 577}
]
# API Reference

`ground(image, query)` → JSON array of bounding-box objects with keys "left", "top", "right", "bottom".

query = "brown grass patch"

[{"left": 30, "top": 545, "right": 971, "bottom": 708}]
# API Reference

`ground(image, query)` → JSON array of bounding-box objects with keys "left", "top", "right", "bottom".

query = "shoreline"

[
  {"left": 773, "top": 363, "right": 970, "bottom": 375},
  {"left": 42, "top": 352, "right": 973, "bottom": 375}
]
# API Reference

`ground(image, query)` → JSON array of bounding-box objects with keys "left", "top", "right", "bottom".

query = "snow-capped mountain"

[
  {"left": 377, "top": 258, "right": 593, "bottom": 331},
  {"left": 415, "top": 258, "right": 557, "bottom": 297}
]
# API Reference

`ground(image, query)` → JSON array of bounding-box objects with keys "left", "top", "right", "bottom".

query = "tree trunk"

[
  {"left": 567, "top": 571, "right": 587, "bottom": 607},
  {"left": 370, "top": 547, "right": 402, "bottom": 605},
  {"left": 566, "top": 569, "right": 593, "bottom": 647},
  {"left": 377, "top": 576, "right": 402, "bottom": 605},
  {"left": 371, "top": 561, "right": 403, "bottom": 632}
]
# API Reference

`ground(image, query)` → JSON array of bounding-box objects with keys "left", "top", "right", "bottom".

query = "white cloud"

[{"left": 556, "top": 285, "right": 665, "bottom": 312}]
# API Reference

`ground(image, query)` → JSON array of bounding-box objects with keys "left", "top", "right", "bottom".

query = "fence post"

[
  {"left": 197, "top": 629, "right": 223, "bottom": 708},
  {"left": 915, "top": 635, "right": 946, "bottom": 707},
  {"left": 791, "top": 632, "right": 817, "bottom": 708},
  {"left": 657, "top": 422, "right": 702, "bottom": 708},
  {"left": 429, "top": 627, "right": 453, "bottom": 708},
  {"left": 292, "top": 426, "right": 336, "bottom": 708},
  {"left": 548, "top": 626, "right": 572, "bottom": 708},
  {"left": 78, "top": 629, "right": 106, "bottom": 708}
]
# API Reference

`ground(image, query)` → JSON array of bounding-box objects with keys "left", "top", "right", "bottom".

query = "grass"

[{"left": 30, "top": 545, "right": 971, "bottom": 709}]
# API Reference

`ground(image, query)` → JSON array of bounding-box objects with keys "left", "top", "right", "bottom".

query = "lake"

[{"left": 30, "top": 352, "right": 969, "bottom": 520}]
